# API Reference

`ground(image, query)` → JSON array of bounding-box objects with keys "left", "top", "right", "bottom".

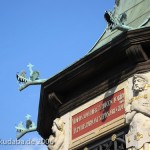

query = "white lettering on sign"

[
  {"left": 73, "top": 104, "right": 124, "bottom": 134},
  {"left": 72, "top": 89, "right": 125, "bottom": 140}
]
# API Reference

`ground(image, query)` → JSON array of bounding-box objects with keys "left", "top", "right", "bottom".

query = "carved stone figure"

[
  {"left": 48, "top": 118, "right": 65, "bottom": 150},
  {"left": 125, "top": 74, "right": 150, "bottom": 149}
]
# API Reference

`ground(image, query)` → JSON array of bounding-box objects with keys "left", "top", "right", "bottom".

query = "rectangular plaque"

[{"left": 72, "top": 89, "right": 125, "bottom": 140}]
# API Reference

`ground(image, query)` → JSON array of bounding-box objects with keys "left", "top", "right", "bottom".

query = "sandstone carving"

[
  {"left": 48, "top": 118, "right": 65, "bottom": 150},
  {"left": 125, "top": 74, "right": 150, "bottom": 149}
]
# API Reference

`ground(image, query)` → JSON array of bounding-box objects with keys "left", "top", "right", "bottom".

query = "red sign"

[{"left": 72, "top": 89, "right": 125, "bottom": 140}]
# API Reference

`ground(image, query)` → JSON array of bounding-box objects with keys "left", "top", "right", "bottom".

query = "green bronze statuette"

[
  {"left": 16, "top": 63, "right": 46, "bottom": 91},
  {"left": 15, "top": 114, "right": 37, "bottom": 140}
]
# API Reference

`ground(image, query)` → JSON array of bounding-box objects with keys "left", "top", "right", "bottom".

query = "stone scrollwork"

[
  {"left": 125, "top": 74, "right": 150, "bottom": 149},
  {"left": 48, "top": 118, "right": 65, "bottom": 150}
]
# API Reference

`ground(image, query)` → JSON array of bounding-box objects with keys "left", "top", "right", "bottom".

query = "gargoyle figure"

[
  {"left": 104, "top": 10, "right": 132, "bottom": 31},
  {"left": 15, "top": 114, "right": 37, "bottom": 140},
  {"left": 115, "top": 0, "right": 120, "bottom": 6},
  {"left": 16, "top": 63, "right": 46, "bottom": 91},
  {"left": 16, "top": 70, "right": 28, "bottom": 83}
]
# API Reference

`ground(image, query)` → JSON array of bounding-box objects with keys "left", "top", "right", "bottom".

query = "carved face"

[{"left": 133, "top": 77, "right": 147, "bottom": 92}]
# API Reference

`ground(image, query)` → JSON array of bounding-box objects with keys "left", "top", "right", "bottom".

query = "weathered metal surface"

[{"left": 89, "top": 0, "right": 150, "bottom": 54}]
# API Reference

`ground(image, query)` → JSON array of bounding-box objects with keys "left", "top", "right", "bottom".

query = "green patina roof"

[
  {"left": 46, "top": 0, "right": 150, "bottom": 82},
  {"left": 88, "top": 0, "right": 150, "bottom": 54}
]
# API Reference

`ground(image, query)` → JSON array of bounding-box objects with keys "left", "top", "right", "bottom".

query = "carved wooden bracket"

[
  {"left": 48, "top": 92, "right": 62, "bottom": 109},
  {"left": 126, "top": 44, "right": 148, "bottom": 63}
]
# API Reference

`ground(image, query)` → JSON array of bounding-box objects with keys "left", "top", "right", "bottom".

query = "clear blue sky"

[{"left": 0, "top": 1, "right": 114, "bottom": 149}]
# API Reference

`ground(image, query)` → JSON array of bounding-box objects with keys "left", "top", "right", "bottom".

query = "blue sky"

[{"left": 0, "top": 1, "right": 114, "bottom": 149}]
